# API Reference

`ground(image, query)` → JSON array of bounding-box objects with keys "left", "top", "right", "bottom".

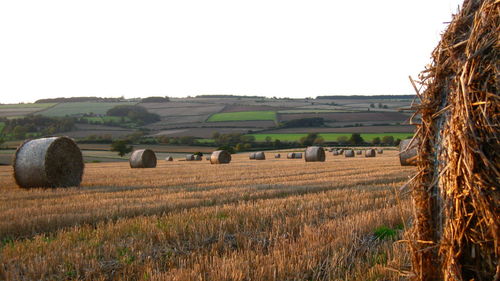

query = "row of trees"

[{"left": 0, "top": 115, "right": 75, "bottom": 139}]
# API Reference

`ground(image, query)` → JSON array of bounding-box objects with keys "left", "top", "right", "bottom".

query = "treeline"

[
  {"left": 35, "top": 97, "right": 125, "bottom": 103},
  {"left": 0, "top": 115, "right": 75, "bottom": 139},
  {"left": 195, "top": 95, "right": 265, "bottom": 99},
  {"left": 140, "top": 96, "right": 170, "bottom": 103},
  {"left": 106, "top": 105, "right": 160, "bottom": 125},
  {"left": 316, "top": 95, "right": 415, "bottom": 100}
]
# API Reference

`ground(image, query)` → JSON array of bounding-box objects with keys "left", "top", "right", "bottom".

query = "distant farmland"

[
  {"left": 39, "top": 102, "right": 137, "bottom": 117},
  {"left": 207, "top": 111, "right": 277, "bottom": 122},
  {"left": 0, "top": 103, "right": 57, "bottom": 117},
  {"left": 249, "top": 132, "right": 413, "bottom": 142}
]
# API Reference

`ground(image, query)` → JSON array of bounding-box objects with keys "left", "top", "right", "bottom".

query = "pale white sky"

[{"left": 0, "top": 0, "right": 462, "bottom": 104}]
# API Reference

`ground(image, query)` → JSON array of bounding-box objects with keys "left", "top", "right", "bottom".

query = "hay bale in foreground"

[
  {"left": 399, "top": 139, "right": 417, "bottom": 166},
  {"left": 210, "top": 150, "right": 231, "bottom": 164},
  {"left": 410, "top": 1, "right": 499, "bottom": 279},
  {"left": 13, "top": 136, "right": 84, "bottom": 188},
  {"left": 305, "top": 146, "right": 325, "bottom": 162},
  {"left": 377, "top": 149, "right": 383, "bottom": 154},
  {"left": 356, "top": 150, "right": 362, "bottom": 155},
  {"left": 364, "top": 149, "right": 376, "bottom": 157},
  {"left": 254, "top": 152, "right": 266, "bottom": 160},
  {"left": 344, "top": 150, "right": 354, "bottom": 157},
  {"left": 130, "top": 149, "right": 157, "bottom": 168},
  {"left": 275, "top": 153, "right": 281, "bottom": 158},
  {"left": 165, "top": 156, "right": 173, "bottom": 162}
]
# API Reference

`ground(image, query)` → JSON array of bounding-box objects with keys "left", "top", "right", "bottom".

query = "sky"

[{"left": 0, "top": 0, "right": 463, "bottom": 104}]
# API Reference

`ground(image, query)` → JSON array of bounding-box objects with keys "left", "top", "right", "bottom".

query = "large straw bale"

[
  {"left": 130, "top": 149, "right": 157, "bottom": 168},
  {"left": 399, "top": 139, "right": 418, "bottom": 166},
  {"left": 364, "top": 149, "right": 376, "bottom": 157},
  {"left": 13, "top": 136, "right": 84, "bottom": 188},
  {"left": 410, "top": 1, "right": 498, "bottom": 279},
  {"left": 344, "top": 150, "right": 354, "bottom": 157},
  {"left": 210, "top": 150, "right": 231, "bottom": 164},
  {"left": 254, "top": 151, "right": 266, "bottom": 160},
  {"left": 305, "top": 146, "right": 325, "bottom": 162}
]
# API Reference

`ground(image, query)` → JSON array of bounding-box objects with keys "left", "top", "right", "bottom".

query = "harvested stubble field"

[{"left": 0, "top": 151, "right": 415, "bottom": 280}]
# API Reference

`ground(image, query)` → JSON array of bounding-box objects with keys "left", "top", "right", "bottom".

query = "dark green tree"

[
  {"left": 111, "top": 140, "right": 133, "bottom": 157},
  {"left": 372, "top": 137, "right": 381, "bottom": 145},
  {"left": 381, "top": 135, "right": 395, "bottom": 145},
  {"left": 349, "top": 133, "right": 364, "bottom": 145}
]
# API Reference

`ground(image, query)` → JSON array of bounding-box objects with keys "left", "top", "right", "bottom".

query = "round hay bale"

[
  {"left": 210, "top": 150, "right": 231, "bottom": 164},
  {"left": 399, "top": 139, "right": 417, "bottom": 166},
  {"left": 344, "top": 149, "right": 355, "bottom": 157},
  {"left": 338, "top": 149, "right": 344, "bottom": 155},
  {"left": 195, "top": 155, "right": 202, "bottom": 161},
  {"left": 287, "top": 152, "right": 295, "bottom": 159},
  {"left": 13, "top": 136, "right": 84, "bottom": 188},
  {"left": 377, "top": 149, "right": 383, "bottom": 154},
  {"left": 356, "top": 150, "right": 362, "bottom": 155},
  {"left": 186, "top": 154, "right": 195, "bottom": 161},
  {"left": 254, "top": 151, "right": 266, "bottom": 160},
  {"left": 364, "top": 149, "right": 376, "bottom": 157},
  {"left": 129, "top": 149, "right": 157, "bottom": 168},
  {"left": 305, "top": 146, "right": 325, "bottom": 162},
  {"left": 165, "top": 156, "right": 173, "bottom": 162},
  {"left": 249, "top": 152, "right": 256, "bottom": 160},
  {"left": 294, "top": 152, "right": 303, "bottom": 159},
  {"left": 332, "top": 150, "right": 339, "bottom": 156},
  {"left": 274, "top": 153, "right": 281, "bottom": 158}
]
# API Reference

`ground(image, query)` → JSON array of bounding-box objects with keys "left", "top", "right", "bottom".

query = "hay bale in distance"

[
  {"left": 185, "top": 154, "right": 195, "bottom": 161},
  {"left": 249, "top": 153, "right": 256, "bottom": 160},
  {"left": 356, "top": 150, "right": 362, "bottom": 155},
  {"left": 13, "top": 136, "right": 84, "bottom": 188},
  {"left": 254, "top": 152, "right": 266, "bottom": 160},
  {"left": 294, "top": 152, "right": 303, "bottom": 159},
  {"left": 194, "top": 155, "right": 202, "bottom": 161},
  {"left": 332, "top": 150, "right": 339, "bottom": 156},
  {"left": 210, "top": 150, "right": 231, "bottom": 164},
  {"left": 377, "top": 149, "right": 383, "bottom": 154},
  {"left": 399, "top": 139, "right": 417, "bottom": 166},
  {"left": 344, "top": 150, "right": 355, "bottom": 157},
  {"left": 165, "top": 156, "right": 173, "bottom": 162},
  {"left": 287, "top": 152, "right": 295, "bottom": 159},
  {"left": 275, "top": 153, "right": 281, "bottom": 158},
  {"left": 365, "top": 149, "right": 376, "bottom": 157},
  {"left": 305, "top": 146, "right": 325, "bottom": 162},
  {"left": 130, "top": 149, "right": 157, "bottom": 168}
]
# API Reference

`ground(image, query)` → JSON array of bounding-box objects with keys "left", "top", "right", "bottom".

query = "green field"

[
  {"left": 82, "top": 116, "right": 129, "bottom": 123},
  {"left": 0, "top": 122, "right": 4, "bottom": 134},
  {"left": 207, "top": 111, "right": 277, "bottom": 122},
  {"left": 39, "top": 102, "right": 137, "bottom": 117},
  {"left": 0, "top": 103, "right": 57, "bottom": 109},
  {"left": 277, "top": 109, "right": 355, "bottom": 114},
  {"left": 248, "top": 133, "right": 413, "bottom": 142}
]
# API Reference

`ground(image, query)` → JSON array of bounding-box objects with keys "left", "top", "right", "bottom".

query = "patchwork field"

[
  {"left": 249, "top": 133, "right": 414, "bottom": 142},
  {"left": 39, "top": 102, "right": 137, "bottom": 117},
  {"left": 0, "top": 151, "right": 414, "bottom": 280},
  {"left": 207, "top": 111, "right": 277, "bottom": 122},
  {"left": 278, "top": 112, "right": 410, "bottom": 123},
  {"left": 0, "top": 103, "right": 57, "bottom": 117}
]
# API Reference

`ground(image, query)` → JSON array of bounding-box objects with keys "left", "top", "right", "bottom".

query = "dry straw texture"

[
  {"left": 305, "top": 146, "right": 326, "bottom": 162},
  {"left": 344, "top": 150, "right": 355, "bottom": 157},
  {"left": 365, "top": 149, "right": 376, "bottom": 158},
  {"left": 210, "top": 150, "right": 231, "bottom": 164},
  {"left": 13, "top": 137, "right": 84, "bottom": 188},
  {"left": 399, "top": 139, "right": 418, "bottom": 166},
  {"left": 129, "top": 149, "right": 157, "bottom": 168},
  {"left": 410, "top": 0, "right": 499, "bottom": 280}
]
